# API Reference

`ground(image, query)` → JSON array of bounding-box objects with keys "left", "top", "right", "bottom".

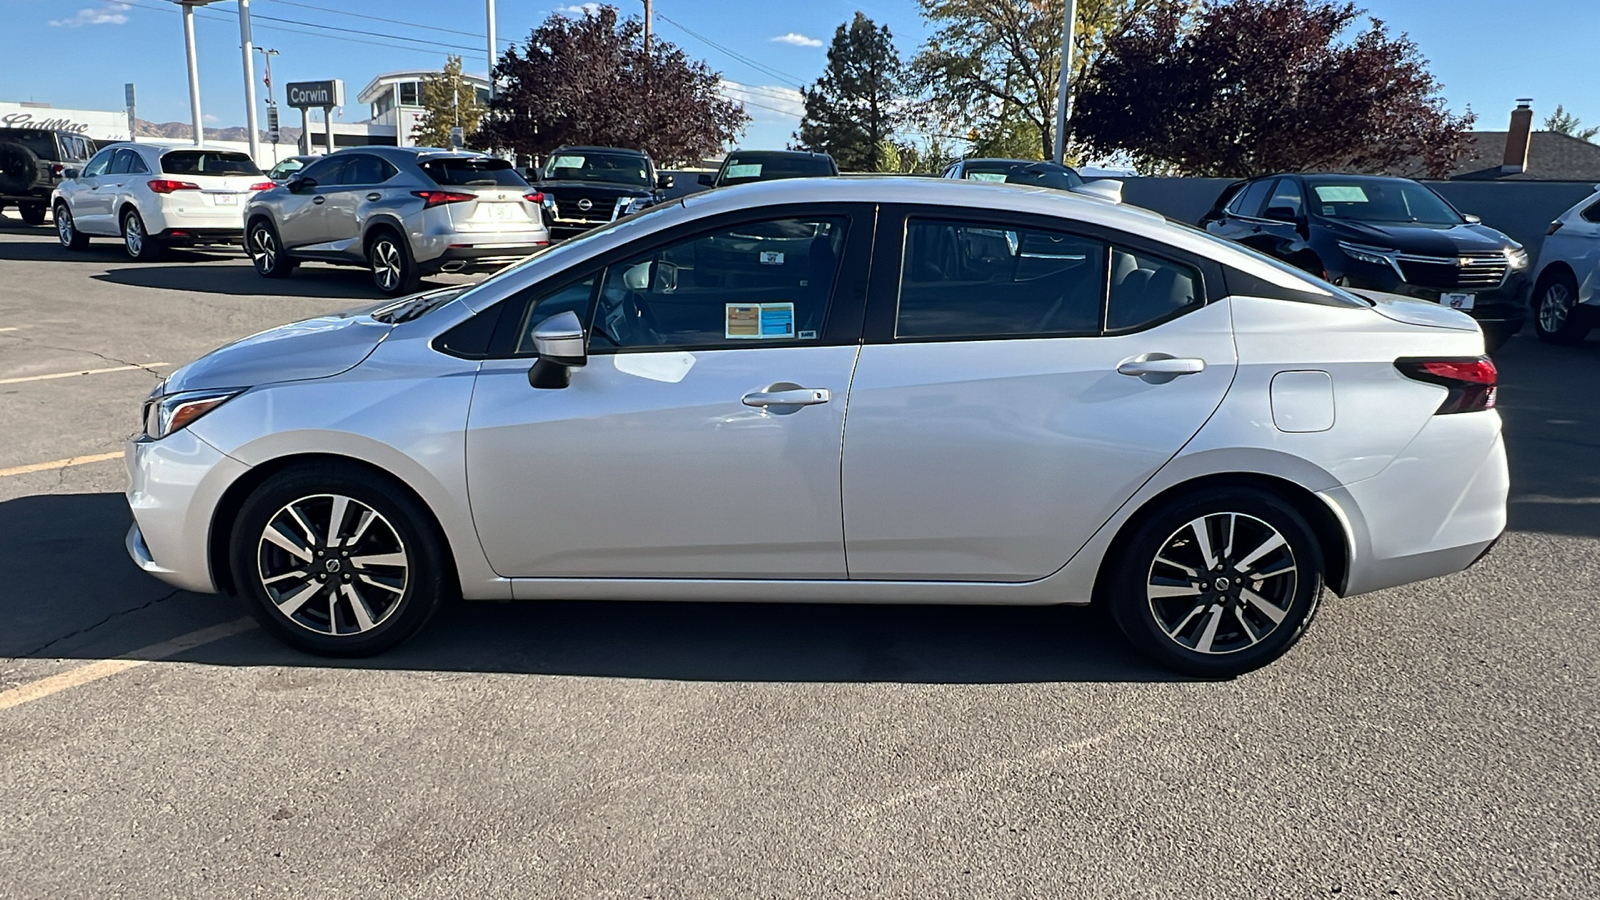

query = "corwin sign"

[{"left": 285, "top": 79, "right": 345, "bottom": 109}]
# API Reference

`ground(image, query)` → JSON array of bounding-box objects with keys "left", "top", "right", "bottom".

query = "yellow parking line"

[
  {"left": 0, "top": 618, "right": 257, "bottom": 712},
  {"left": 0, "top": 327, "right": 18, "bottom": 333},
  {"left": 0, "top": 452, "right": 124, "bottom": 478},
  {"left": 0, "top": 362, "right": 168, "bottom": 386}
]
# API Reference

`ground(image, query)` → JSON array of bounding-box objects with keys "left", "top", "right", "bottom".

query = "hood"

[
  {"left": 163, "top": 306, "right": 394, "bottom": 393},
  {"left": 538, "top": 180, "right": 653, "bottom": 199},
  {"left": 1322, "top": 219, "right": 1518, "bottom": 256},
  {"left": 1351, "top": 289, "right": 1479, "bottom": 332}
]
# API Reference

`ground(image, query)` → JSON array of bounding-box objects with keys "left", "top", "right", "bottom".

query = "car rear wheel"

[
  {"left": 247, "top": 219, "right": 296, "bottom": 278},
  {"left": 55, "top": 203, "right": 88, "bottom": 250},
  {"left": 121, "top": 209, "right": 164, "bottom": 261},
  {"left": 1107, "top": 488, "right": 1325, "bottom": 678},
  {"left": 230, "top": 465, "right": 450, "bottom": 656},
  {"left": 1534, "top": 272, "right": 1591, "bottom": 345},
  {"left": 18, "top": 202, "right": 46, "bottom": 226},
  {"left": 367, "top": 229, "right": 419, "bottom": 296}
]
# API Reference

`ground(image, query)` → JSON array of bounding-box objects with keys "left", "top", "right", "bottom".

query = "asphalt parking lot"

[{"left": 1, "top": 209, "right": 1597, "bottom": 899}]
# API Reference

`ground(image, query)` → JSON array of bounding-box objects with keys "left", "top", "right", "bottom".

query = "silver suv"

[{"left": 245, "top": 147, "right": 551, "bottom": 295}]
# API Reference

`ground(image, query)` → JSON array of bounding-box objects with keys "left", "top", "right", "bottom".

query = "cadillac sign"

[{"left": 285, "top": 79, "right": 345, "bottom": 110}]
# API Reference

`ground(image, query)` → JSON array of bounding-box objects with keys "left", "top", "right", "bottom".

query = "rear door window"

[
  {"left": 160, "top": 150, "right": 263, "bottom": 177},
  {"left": 1582, "top": 200, "right": 1600, "bottom": 224},
  {"left": 1227, "top": 179, "right": 1274, "bottom": 218},
  {"left": 422, "top": 157, "right": 527, "bottom": 187},
  {"left": 338, "top": 154, "right": 398, "bottom": 186},
  {"left": 1263, "top": 179, "right": 1304, "bottom": 218},
  {"left": 108, "top": 149, "right": 141, "bottom": 175},
  {"left": 1107, "top": 248, "right": 1204, "bottom": 332}
]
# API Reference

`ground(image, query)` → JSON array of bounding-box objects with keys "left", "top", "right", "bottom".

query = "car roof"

[
  {"left": 725, "top": 150, "right": 832, "bottom": 160},
  {"left": 1272, "top": 173, "right": 1425, "bottom": 185},
  {"left": 551, "top": 146, "right": 649, "bottom": 157}
]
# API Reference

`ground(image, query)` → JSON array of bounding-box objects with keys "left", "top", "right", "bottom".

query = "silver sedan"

[{"left": 127, "top": 178, "right": 1508, "bottom": 676}]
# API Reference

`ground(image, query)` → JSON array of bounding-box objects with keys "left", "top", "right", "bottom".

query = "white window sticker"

[
  {"left": 759, "top": 250, "right": 785, "bottom": 265},
  {"left": 1313, "top": 185, "right": 1368, "bottom": 203},
  {"left": 550, "top": 155, "right": 586, "bottom": 170},
  {"left": 725, "top": 163, "right": 762, "bottom": 179},
  {"left": 725, "top": 302, "right": 796, "bottom": 339},
  {"left": 966, "top": 172, "right": 1008, "bottom": 183},
  {"left": 614, "top": 350, "right": 697, "bottom": 383}
]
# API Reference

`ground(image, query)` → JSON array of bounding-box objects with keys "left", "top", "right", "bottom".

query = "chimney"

[{"left": 1502, "top": 99, "right": 1534, "bottom": 174}]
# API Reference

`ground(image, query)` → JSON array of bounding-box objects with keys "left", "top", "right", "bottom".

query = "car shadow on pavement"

[
  {"left": 93, "top": 262, "right": 388, "bottom": 299},
  {"left": 0, "top": 492, "right": 1179, "bottom": 684},
  {"left": 1493, "top": 334, "right": 1600, "bottom": 539}
]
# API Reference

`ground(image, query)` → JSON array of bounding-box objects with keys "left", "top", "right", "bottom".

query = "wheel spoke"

[
  {"left": 1154, "top": 554, "right": 1198, "bottom": 578},
  {"left": 1242, "top": 588, "right": 1288, "bottom": 625},
  {"left": 327, "top": 495, "right": 351, "bottom": 547},
  {"left": 341, "top": 583, "right": 378, "bottom": 632},
  {"left": 1166, "top": 602, "right": 1208, "bottom": 637},
  {"left": 346, "top": 510, "right": 376, "bottom": 547},
  {"left": 263, "top": 524, "right": 313, "bottom": 563},
  {"left": 1148, "top": 580, "right": 1201, "bottom": 599},
  {"left": 358, "top": 573, "right": 404, "bottom": 594},
  {"left": 1231, "top": 605, "right": 1260, "bottom": 644},
  {"left": 1193, "top": 605, "right": 1225, "bottom": 653},
  {"left": 274, "top": 579, "right": 323, "bottom": 617},
  {"left": 350, "top": 552, "right": 406, "bottom": 570},
  {"left": 1234, "top": 532, "right": 1287, "bottom": 573},
  {"left": 1189, "top": 518, "right": 1218, "bottom": 569},
  {"left": 285, "top": 503, "right": 320, "bottom": 546},
  {"left": 262, "top": 568, "right": 310, "bottom": 586}
]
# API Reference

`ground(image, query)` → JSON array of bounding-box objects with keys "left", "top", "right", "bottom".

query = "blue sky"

[{"left": 4, "top": 0, "right": 1597, "bottom": 151}]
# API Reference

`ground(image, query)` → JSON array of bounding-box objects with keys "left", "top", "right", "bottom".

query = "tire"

[
  {"left": 1533, "top": 271, "right": 1591, "bottom": 346},
  {"left": 54, "top": 203, "right": 89, "bottom": 250},
  {"left": 366, "top": 228, "right": 420, "bottom": 296},
  {"left": 18, "top": 201, "right": 46, "bottom": 226},
  {"left": 247, "top": 218, "right": 297, "bottom": 278},
  {"left": 0, "top": 142, "right": 40, "bottom": 194},
  {"left": 1107, "top": 487, "right": 1325, "bottom": 678},
  {"left": 120, "top": 208, "right": 164, "bottom": 261},
  {"left": 230, "top": 464, "right": 451, "bottom": 657}
]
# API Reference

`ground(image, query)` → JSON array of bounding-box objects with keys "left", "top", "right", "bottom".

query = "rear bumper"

[
  {"left": 419, "top": 242, "right": 547, "bottom": 274},
  {"left": 155, "top": 227, "right": 244, "bottom": 246}
]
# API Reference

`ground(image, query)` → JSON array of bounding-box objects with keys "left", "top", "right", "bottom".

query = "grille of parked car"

[{"left": 1396, "top": 253, "right": 1509, "bottom": 290}]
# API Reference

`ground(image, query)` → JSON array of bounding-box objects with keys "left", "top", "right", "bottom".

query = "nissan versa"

[
  {"left": 1202, "top": 174, "right": 1530, "bottom": 351},
  {"left": 126, "top": 178, "right": 1508, "bottom": 677}
]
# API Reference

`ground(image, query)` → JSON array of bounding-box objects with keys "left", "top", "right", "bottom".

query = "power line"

[
  {"left": 117, "top": 0, "right": 477, "bottom": 59},
  {"left": 269, "top": 0, "right": 516, "bottom": 46},
  {"left": 656, "top": 12, "right": 807, "bottom": 89},
  {"left": 721, "top": 82, "right": 804, "bottom": 102}
]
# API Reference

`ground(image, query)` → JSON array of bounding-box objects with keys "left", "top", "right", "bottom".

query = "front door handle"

[
  {"left": 1117, "top": 355, "right": 1206, "bottom": 384},
  {"left": 741, "top": 387, "right": 831, "bottom": 408},
  {"left": 366, "top": 192, "right": 381, "bottom": 201},
  {"left": 312, "top": 196, "right": 326, "bottom": 205}
]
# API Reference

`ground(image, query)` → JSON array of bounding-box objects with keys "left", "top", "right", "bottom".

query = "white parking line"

[
  {"left": 0, "top": 327, "right": 19, "bottom": 333},
  {"left": 0, "top": 451, "right": 124, "bottom": 478},
  {"left": 0, "top": 362, "right": 168, "bottom": 386},
  {"left": 0, "top": 618, "right": 257, "bottom": 712}
]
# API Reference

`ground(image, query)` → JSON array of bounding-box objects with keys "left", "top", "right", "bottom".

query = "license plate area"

[
  {"left": 212, "top": 193, "right": 239, "bottom": 206},
  {"left": 1440, "top": 292, "right": 1475, "bottom": 310}
]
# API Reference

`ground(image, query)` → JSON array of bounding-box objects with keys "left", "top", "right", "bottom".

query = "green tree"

[
  {"left": 1544, "top": 105, "right": 1599, "bottom": 143},
  {"left": 413, "top": 56, "right": 485, "bottom": 149},
  {"left": 794, "top": 13, "right": 906, "bottom": 171},
  {"left": 912, "top": 0, "right": 1160, "bottom": 160}
]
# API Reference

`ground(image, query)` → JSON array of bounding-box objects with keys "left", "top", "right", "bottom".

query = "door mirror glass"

[
  {"left": 288, "top": 176, "right": 317, "bottom": 193},
  {"left": 528, "top": 310, "right": 588, "bottom": 388},
  {"left": 698, "top": 172, "right": 715, "bottom": 186},
  {"left": 62, "top": 168, "right": 80, "bottom": 180},
  {"left": 1462, "top": 213, "right": 1481, "bottom": 224},
  {"left": 656, "top": 173, "right": 675, "bottom": 190}
]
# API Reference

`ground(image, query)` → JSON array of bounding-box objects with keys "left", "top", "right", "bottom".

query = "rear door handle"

[
  {"left": 1117, "top": 355, "right": 1206, "bottom": 384},
  {"left": 367, "top": 193, "right": 382, "bottom": 201},
  {"left": 741, "top": 388, "right": 831, "bottom": 408},
  {"left": 312, "top": 196, "right": 326, "bottom": 205}
]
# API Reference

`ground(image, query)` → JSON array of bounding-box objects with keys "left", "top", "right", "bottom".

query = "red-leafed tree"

[
  {"left": 1073, "top": 0, "right": 1474, "bottom": 177},
  {"left": 477, "top": 6, "right": 749, "bottom": 165}
]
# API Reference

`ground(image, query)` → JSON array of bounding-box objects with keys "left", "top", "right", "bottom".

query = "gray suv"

[
  {"left": 0, "top": 128, "right": 94, "bottom": 225},
  {"left": 245, "top": 147, "right": 551, "bottom": 295}
]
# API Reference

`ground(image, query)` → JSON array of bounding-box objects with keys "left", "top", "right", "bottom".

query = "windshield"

[
  {"left": 1005, "top": 164, "right": 1084, "bottom": 191},
  {"left": 1303, "top": 178, "right": 1462, "bottom": 225},
  {"left": 161, "top": 150, "right": 262, "bottom": 177},
  {"left": 719, "top": 155, "right": 834, "bottom": 185},
  {"left": 268, "top": 158, "right": 307, "bottom": 179},
  {"left": 541, "top": 151, "right": 650, "bottom": 187},
  {"left": 421, "top": 156, "right": 527, "bottom": 187},
  {"left": 961, "top": 160, "right": 1027, "bottom": 183}
]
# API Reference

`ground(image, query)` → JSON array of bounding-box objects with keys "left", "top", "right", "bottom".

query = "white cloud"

[
  {"left": 770, "top": 33, "right": 823, "bottom": 48},
  {"left": 203, "top": 114, "right": 220, "bottom": 124},
  {"left": 49, "top": 2, "right": 130, "bottom": 27},
  {"left": 554, "top": 3, "right": 601, "bottom": 16},
  {"left": 720, "top": 81, "right": 806, "bottom": 120}
]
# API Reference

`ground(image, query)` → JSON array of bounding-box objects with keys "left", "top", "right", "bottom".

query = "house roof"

[{"left": 1447, "top": 131, "right": 1600, "bottom": 181}]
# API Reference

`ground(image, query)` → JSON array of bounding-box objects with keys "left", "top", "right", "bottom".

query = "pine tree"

[
  {"left": 794, "top": 13, "right": 905, "bottom": 172},
  {"left": 414, "top": 56, "right": 485, "bottom": 149}
]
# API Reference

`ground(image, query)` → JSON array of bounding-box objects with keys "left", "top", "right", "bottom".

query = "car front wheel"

[
  {"left": 121, "top": 209, "right": 163, "bottom": 261},
  {"left": 1534, "top": 272, "right": 1591, "bottom": 345},
  {"left": 247, "top": 219, "right": 297, "bottom": 278},
  {"left": 55, "top": 203, "right": 88, "bottom": 250},
  {"left": 367, "top": 230, "right": 419, "bottom": 296},
  {"left": 231, "top": 465, "right": 450, "bottom": 656},
  {"left": 1107, "top": 488, "right": 1325, "bottom": 678}
]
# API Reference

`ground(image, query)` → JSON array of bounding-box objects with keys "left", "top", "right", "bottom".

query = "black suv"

[
  {"left": 699, "top": 150, "right": 838, "bottom": 188},
  {"left": 0, "top": 128, "right": 94, "bottom": 225},
  {"left": 1201, "top": 173, "right": 1530, "bottom": 351},
  {"left": 529, "top": 146, "right": 673, "bottom": 238}
]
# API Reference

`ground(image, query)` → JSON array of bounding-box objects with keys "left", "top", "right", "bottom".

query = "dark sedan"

[
  {"left": 1201, "top": 174, "right": 1530, "bottom": 350},
  {"left": 531, "top": 146, "right": 673, "bottom": 238}
]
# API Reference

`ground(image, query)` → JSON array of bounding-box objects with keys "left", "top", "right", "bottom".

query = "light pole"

[
  {"left": 238, "top": 0, "right": 262, "bottom": 161},
  {"left": 1052, "top": 0, "right": 1077, "bottom": 165},
  {"left": 643, "top": 0, "right": 652, "bottom": 53},
  {"left": 256, "top": 47, "right": 280, "bottom": 164},
  {"left": 177, "top": 0, "right": 217, "bottom": 146},
  {"left": 486, "top": 0, "right": 497, "bottom": 98}
]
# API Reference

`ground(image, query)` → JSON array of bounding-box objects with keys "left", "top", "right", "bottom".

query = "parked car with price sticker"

[
  {"left": 1201, "top": 174, "right": 1530, "bottom": 351},
  {"left": 245, "top": 146, "right": 551, "bottom": 295},
  {"left": 51, "top": 143, "right": 273, "bottom": 259}
]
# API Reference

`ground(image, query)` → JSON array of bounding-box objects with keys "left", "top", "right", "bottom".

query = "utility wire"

[
  {"left": 656, "top": 12, "right": 807, "bottom": 89},
  {"left": 269, "top": 0, "right": 516, "bottom": 46},
  {"left": 117, "top": 0, "right": 478, "bottom": 58}
]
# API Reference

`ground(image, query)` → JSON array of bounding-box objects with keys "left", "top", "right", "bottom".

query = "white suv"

[
  {"left": 51, "top": 143, "right": 273, "bottom": 259},
  {"left": 1530, "top": 185, "right": 1600, "bottom": 344}
]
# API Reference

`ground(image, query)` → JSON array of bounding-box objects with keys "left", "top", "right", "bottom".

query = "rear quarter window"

[
  {"left": 421, "top": 157, "right": 527, "bottom": 187},
  {"left": 161, "top": 151, "right": 262, "bottom": 177}
]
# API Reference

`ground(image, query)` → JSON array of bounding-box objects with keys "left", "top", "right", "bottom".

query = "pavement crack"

[
  {"left": 1, "top": 335, "right": 167, "bottom": 380},
  {"left": 20, "top": 588, "right": 184, "bottom": 657}
]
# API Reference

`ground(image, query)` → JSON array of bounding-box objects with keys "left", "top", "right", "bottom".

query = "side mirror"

[
  {"left": 528, "top": 310, "right": 587, "bottom": 389},
  {"left": 288, "top": 176, "right": 317, "bottom": 194},
  {"left": 1262, "top": 205, "right": 1300, "bottom": 223},
  {"left": 63, "top": 168, "right": 81, "bottom": 179},
  {"left": 1462, "top": 213, "right": 1482, "bottom": 224},
  {"left": 698, "top": 172, "right": 715, "bottom": 186},
  {"left": 656, "top": 173, "right": 675, "bottom": 190}
]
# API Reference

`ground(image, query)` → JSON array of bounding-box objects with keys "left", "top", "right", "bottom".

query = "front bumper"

[{"left": 125, "top": 428, "right": 251, "bottom": 594}]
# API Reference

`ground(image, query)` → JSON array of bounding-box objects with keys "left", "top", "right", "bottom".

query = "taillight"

[
  {"left": 51, "top": 163, "right": 65, "bottom": 176},
  {"left": 523, "top": 191, "right": 545, "bottom": 203},
  {"left": 413, "top": 190, "right": 476, "bottom": 208},
  {"left": 1547, "top": 221, "right": 1563, "bottom": 236},
  {"left": 1395, "top": 356, "right": 1497, "bottom": 414},
  {"left": 247, "top": 181, "right": 275, "bottom": 192},
  {"left": 147, "top": 179, "right": 201, "bottom": 193}
]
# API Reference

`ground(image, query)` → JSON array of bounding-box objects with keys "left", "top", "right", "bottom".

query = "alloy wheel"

[
  {"left": 371, "top": 239, "right": 402, "bottom": 291},
  {"left": 56, "top": 209, "right": 73, "bottom": 245},
  {"left": 1540, "top": 283, "right": 1573, "bottom": 333},
  {"left": 1146, "top": 512, "right": 1298, "bottom": 656},
  {"left": 256, "top": 493, "right": 410, "bottom": 636},
  {"left": 123, "top": 213, "right": 144, "bottom": 257},
  {"left": 251, "top": 225, "right": 277, "bottom": 272}
]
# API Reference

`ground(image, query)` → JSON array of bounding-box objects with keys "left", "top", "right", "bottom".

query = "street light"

[
  {"left": 239, "top": 0, "right": 261, "bottom": 162},
  {"left": 176, "top": 0, "right": 218, "bottom": 147}
]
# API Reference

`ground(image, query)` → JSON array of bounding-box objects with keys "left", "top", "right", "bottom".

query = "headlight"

[
  {"left": 142, "top": 389, "right": 241, "bottom": 440},
  {"left": 1505, "top": 247, "right": 1529, "bottom": 270},
  {"left": 1336, "top": 241, "right": 1395, "bottom": 267}
]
